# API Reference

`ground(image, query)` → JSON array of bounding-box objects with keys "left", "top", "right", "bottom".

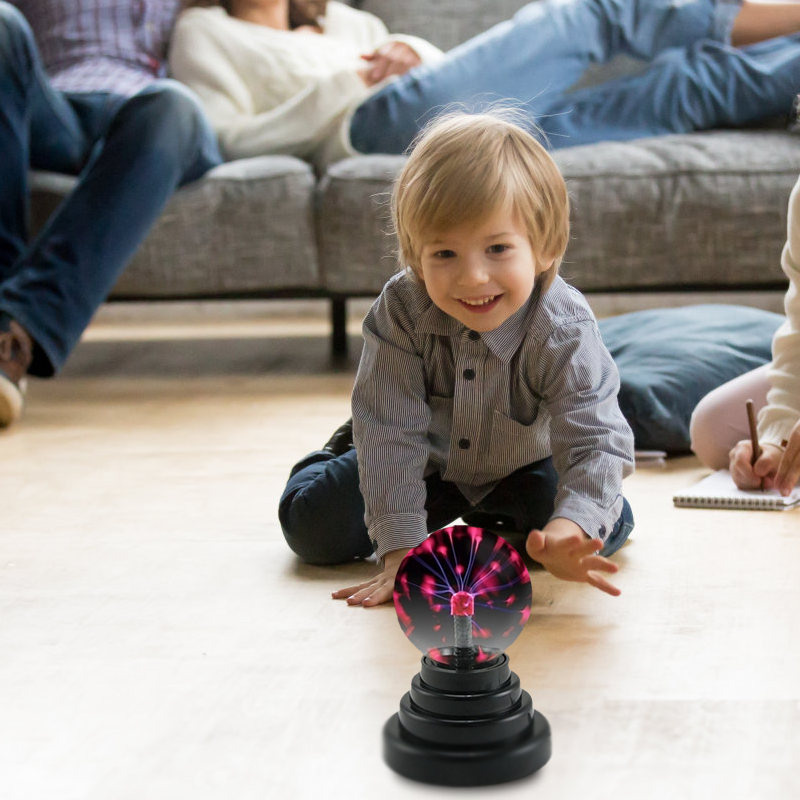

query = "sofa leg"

[{"left": 331, "top": 297, "right": 348, "bottom": 357}]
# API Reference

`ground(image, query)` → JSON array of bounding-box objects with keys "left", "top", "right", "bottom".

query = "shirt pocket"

[
  {"left": 510, "top": 376, "right": 543, "bottom": 426},
  {"left": 428, "top": 394, "right": 453, "bottom": 456},
  {"left": 487, "top": 410, "right": 548, "bottom": 474}
]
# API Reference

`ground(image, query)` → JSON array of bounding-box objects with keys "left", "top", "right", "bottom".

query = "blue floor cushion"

[{"left": 597, "top": 305, "right": 784, "bottom": 454}]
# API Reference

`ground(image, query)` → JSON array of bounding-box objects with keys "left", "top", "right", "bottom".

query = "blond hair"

[{"left": 391, "top": 111, "right": 569, "bottom": 291}]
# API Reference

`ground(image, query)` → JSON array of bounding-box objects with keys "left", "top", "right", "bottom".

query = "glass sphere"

[{"left": 393, "top": 526, "right": 532, "bottom": 667}]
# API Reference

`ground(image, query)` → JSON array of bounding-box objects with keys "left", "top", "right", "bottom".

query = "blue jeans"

[
  {"left": 279, "top": 448, "right": 634, "bottom": 565},
  {"left": 350, "top": 0, "right": 800, "bottom": 153},
  {"left": 0, "top": 3, "right": 221, "bottom": 375}
]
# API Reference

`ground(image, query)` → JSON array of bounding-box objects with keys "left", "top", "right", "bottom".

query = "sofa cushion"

[
  {"left": 317, "top": 154, "right": 404, "bottom": 294},
  {"left": 29, "top": 156, "right": 320, "bottom": 298},
  {"left": 556, "top": 131, "right": 800, "bottom": 292},
  {"left": 597, "top": 305, "right": 785, "bottom": 453},
  {"left": 358, "top": 0, "right": 530, "bottom": 52},
  {"left": 318, "top": 131, "right": 800, "bottom": 296}
]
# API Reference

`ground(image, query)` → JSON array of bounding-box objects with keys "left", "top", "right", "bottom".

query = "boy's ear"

[{"left": 537, "top": 256, "right": 556, "bottom": 275}]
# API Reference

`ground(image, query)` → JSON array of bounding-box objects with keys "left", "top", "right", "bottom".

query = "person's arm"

[
  {"left": 210, "top": 72, "right": 366, "bottom": 161},
  {"left": 732, "top": 178, "right": 800, "bottom": 493},
  {"left": 359, "top": 35, "right": 444, "bottom": 86},
  {"left": 323, "top": 0, "right": 444, "bottom": 66},
  {"left": 321, "top": 1, "right": 443, "bottom": 86},
  {"left": 332, "top": 280, "right": 432, "bottom": 607},
  {"left": 169, "top": 9, "right": 368, "bottom": 161},
  {"left": 525, "top": 319, "right": 634, "bottom": 591}
]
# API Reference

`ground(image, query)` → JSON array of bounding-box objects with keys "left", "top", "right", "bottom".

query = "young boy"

[{"left": 279, "top": 112, "right": 635, "bottom": 606}]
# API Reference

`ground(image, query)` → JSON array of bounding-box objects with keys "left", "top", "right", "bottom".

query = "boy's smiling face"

[{"left": 417, "top": 207, "right": 553, "bottom": 332}]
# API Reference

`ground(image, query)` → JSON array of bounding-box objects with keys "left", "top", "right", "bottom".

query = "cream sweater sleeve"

[
  {"left": 169, "top": 4, "right": 443, "bottom": 166},
  {"left": 169, "top": 8, "right": 369, "bottom": 162},
  {"left": 758, "top": 176, "right": 800, "bottom": 447}
]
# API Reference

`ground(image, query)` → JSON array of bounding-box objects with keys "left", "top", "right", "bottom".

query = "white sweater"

[
  {"left": 759, "top": 175, "right": 800, "bottom": 447},
  {"left": 169, "top": 2, "right": 443, "bottom": 169}
]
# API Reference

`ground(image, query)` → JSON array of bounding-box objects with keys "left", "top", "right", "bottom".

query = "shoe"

[
  {"left": 323, "top": 417, "right": 354, "bottom": 456},
  {"left": 0, "top": 319, "right": 33, "bottom": 427}
]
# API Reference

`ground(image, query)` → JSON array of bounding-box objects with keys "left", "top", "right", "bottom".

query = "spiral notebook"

[{"left": 673, "top": 469, "right": 800, "bottom": 510}]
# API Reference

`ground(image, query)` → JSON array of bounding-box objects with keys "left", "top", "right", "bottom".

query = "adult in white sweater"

[
  {"left": 171, "top": 0, "right": 800, "bottom": 170},
  {"left": 691, "top": 175, "right": 800, "bottom": 495},
  {"left": 170, "top": 1, "right": 443, "bottom": 168}
]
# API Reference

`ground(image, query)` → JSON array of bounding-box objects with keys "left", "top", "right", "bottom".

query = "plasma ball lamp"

[{"left": 382, "top": 526, "right": 552, "bottom": 786}]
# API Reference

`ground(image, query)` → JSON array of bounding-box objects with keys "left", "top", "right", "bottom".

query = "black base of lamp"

[{"left": 383, "top": 652, "right": 551, "bottom": 786}]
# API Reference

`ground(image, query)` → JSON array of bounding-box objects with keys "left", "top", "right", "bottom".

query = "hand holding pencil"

[
  {"left": 728, "top": 400, "right": 797, "bottom": 494},
  {"left": 745, "top": 399, "right": 764, "bottom": 491}
]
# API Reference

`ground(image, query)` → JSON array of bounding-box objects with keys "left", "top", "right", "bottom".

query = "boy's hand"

[
  {"left": 729, "top": 440, "right": 782, "bottom": 491},
  {"left": 331, "top": 548, "right": 411, "bottom": 607},
  {"left": 525, "top": 518, "right": 620, "bottom": 596}
]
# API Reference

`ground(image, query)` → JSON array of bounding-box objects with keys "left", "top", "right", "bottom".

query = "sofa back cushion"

[{"left": 354, "top": 0, "right": 532, "bottom": 51}]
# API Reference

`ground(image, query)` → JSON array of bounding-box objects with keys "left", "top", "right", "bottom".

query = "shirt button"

[
  {"left": 458, "top": 438, "right": 470, "bottom": 449},
  {"left": 468, "top": 330, "right": 480, "bottom": 341},
  {"left": 463, "top": 368, "right": 475, "bottom": 380},
  {"left": 598, "top": 526, "right": 606, "bottom": 537}
]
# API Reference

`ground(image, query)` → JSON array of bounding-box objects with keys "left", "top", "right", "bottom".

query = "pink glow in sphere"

[
  {"left": 393, "top": 526, "right": 532, "bottom": 666},
  {"left": 450, "top": 591, "right": 474, "bottom": 617}
]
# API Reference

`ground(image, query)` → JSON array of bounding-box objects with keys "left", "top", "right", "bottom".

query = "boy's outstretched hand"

[
  {"left": 331, "top": 548, "right": 411, "bottom": 608},
  {"left": 526, "top": 518, "right": 620, "bottom": 596}
]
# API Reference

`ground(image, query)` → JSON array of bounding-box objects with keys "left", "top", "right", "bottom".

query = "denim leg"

[
  {"left": 464, "top": 457, "right": 559, "bottom": 535},
  {"left": 421, "top": 471, "right": 476, "bottom": 533},
  {"left": 279, "top": 450, "right": 472, "bottom": 565},
  {"left": 350, "top": 0, "right": 741, "bottom": 154},
  {"left": 541, "top": 34, "right": 800, "bottom": 147},
  {"left": 0, "top": 78, "right": 222, "bottom": 376},
  {"left": 279, "top": 449, "right": 374, "bottom": 565},
  {"left": 461, "top": 457, "right": 633, "bottom": 557},
  {"left": 0, "top": 3, "right": 88, "bottom": 276},
  {"left": 599, "top": 497, "right": 635, "bottom": 557}
]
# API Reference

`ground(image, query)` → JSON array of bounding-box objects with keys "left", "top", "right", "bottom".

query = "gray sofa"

[{"left": 29, "top": 0, "right": 800, "bottom": 354}]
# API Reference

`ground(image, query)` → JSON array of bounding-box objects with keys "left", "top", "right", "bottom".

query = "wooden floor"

[{"left": 1, "top": 303, "right": 799, "bottom": 800}]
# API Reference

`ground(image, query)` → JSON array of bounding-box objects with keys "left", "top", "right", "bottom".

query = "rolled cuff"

[
  {"left": 552, "top": 494, "right": 625, "bottom": 543},
  {"left": 368, "top": 512, "right": 429, "bottom": 561},
  {"left": 759, "top": 419, "right": 798, "bottom": 449}
]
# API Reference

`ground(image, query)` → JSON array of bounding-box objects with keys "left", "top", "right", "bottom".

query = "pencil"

[{"left": 745, "top": 399, "right": 763, "bottom": 490}]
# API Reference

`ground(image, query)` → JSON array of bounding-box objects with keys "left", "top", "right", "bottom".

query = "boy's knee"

[
  {"left": 279, "top": 455, "right": 369, "bottom": 565},
  {"left": 279, "top": 485, "right": 333, "bottom": 564},
  {"left": 0, "top": 3, "right": 36, "bottom": 72},
  {"left": 279, "top": 485, "right": 366, "bottom": 565}
]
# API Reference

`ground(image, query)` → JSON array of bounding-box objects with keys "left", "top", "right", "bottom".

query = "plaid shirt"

[{"left": 12, "top": 0, "right": 182, "bottom": 96}]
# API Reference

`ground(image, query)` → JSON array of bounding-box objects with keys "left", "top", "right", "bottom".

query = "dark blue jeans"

[
  {"left": 0, "top": 3, "right": 221, "bottom": 375},
  {"left": 350, "top": 0, "right": 800, "bottom": 154},
  {"left": 279, "top": 448, "right": 634, "bottom": 565}
]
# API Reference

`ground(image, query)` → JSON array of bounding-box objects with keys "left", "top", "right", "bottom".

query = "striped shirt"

[
  {"left": 12, "top": 0, "right": 181, "bottom": 96},
  {"left": 352, "top": 272, "right": 635, "bottom": 560}
]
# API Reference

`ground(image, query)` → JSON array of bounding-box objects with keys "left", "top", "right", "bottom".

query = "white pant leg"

[{"left": 689, "top": 363, "right": 772, "bottom": 469}]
